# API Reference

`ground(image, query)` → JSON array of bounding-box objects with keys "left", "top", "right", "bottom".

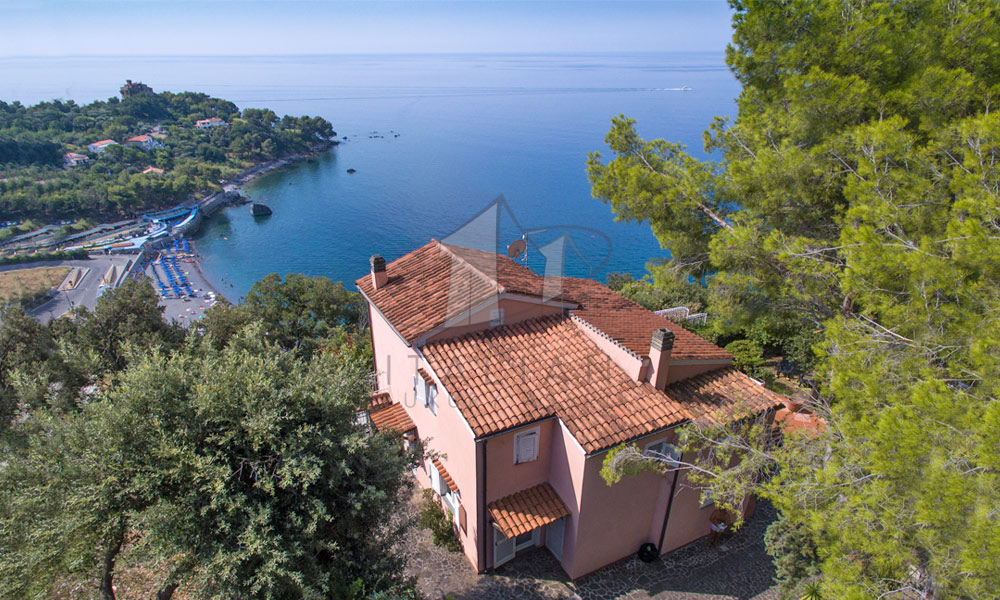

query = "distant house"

[
  {"left": 87, "top": 139, "right": 119, "bottom": 154},
  {"left": 120, "top": 80, "right": 154, "bottom": 98},
  {"left": 195, "top": 117, "right": 226, "bottom": 130},
  {"left": 141, "top": 166, "right": 165, "bottom": 175},
  {"left": 126, "top": 134, "right": 162, "bottom": 151},
  {"left": 63, "top": 152, "right": 90, "bottom": 167}
]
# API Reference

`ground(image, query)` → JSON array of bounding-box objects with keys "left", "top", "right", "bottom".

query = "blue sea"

[{"left": 1, "top": 53, "right": 740, "bottom": 298}]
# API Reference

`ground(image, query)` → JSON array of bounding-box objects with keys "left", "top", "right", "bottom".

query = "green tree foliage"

[
  {"left": 0, "top": 92, "right": 336, "bottom": 220},
  {"left": 764, "top": 512, "right": 821, "bottom": 599},
  {"left": 723, "top": 339, "right": 773, "bottom": 386},
  {"left": 593, "top": 1, "right": 1000, "bottom": 596},
  {"left": 201, "top": 273, "right": 365, "bottom": 359},
  {"left": 0, "top": 304, "right": 53, "bottom": 427},
  {"left": 0, "top": 324, "right": 418, "bottom": 600},
  {"left": 62, "top": 278, "right": 183, "bottom": 375}
]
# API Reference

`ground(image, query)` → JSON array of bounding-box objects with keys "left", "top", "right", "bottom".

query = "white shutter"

[
  {"left": 428, "top": 386, "right": 437, "bottom": 415},
  {"left": 516, "top": 431, "right": 538, "bottom": 464}
]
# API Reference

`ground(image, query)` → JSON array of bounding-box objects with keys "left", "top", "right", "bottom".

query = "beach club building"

[{"left": 359, "top": 240, "right": 786, "bottom": 578}]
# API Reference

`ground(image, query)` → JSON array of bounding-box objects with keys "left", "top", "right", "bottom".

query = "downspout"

[
  {"left": 476, "top": 437, "right": 488, "bottom": 572},
  {"left": 657, "top": 469, "right": 681, "bottom": 552}
]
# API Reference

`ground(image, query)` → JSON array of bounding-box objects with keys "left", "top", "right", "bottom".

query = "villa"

[
  {"left": 195, "top": 117, "right": 226, "bottom": 129},
  {"left": 86, "top": 139, "right": 118, "bottom": 154},
  {"left": 358, "top": 240, "right": 786, "bottom": 579},
  {"left": 63, "top": 152, "right": 89, "bottom": 167},
  {"left": 126, "top": 134, "right": 163, "bottom": 151}
]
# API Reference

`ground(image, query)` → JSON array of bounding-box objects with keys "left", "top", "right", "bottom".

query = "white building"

[
  {"left": 87, "top": 139, "right": 119, "bottom": 153},
  {"left": 195, "top": 117, "right": 226, "bottom": 130},
  {"left": 126, "top": 134, "right": 163, "bottom": 151}
]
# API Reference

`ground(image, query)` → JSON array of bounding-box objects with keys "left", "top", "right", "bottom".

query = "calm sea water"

[{"left": 1, "top": 53, "right": 740, "bottom": 298}]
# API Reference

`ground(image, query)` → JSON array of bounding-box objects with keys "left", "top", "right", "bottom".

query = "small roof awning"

[
  {"left": 431, "top": 457, "right": 458, "bottom": 493},
  {"left": 488, "top": 483, "right": 570, "bottom": 539},
  {"left": 369, "top": 392, "right": 392, "bottom": 411},
  {"left": 370, "top": 403, "right": 416, "bottom": 433},
  {"left": 417, "top": 368, "right": 435, "bottom": 385}
]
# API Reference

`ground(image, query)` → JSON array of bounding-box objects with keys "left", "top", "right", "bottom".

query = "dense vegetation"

[
  {"left": 593, "top": 0, "right": 1000, "bottom": 598},
  {"left": 0, "top": 89, "right": 335, "bottom": 220},
  {"left": 0, "top": 275, "right": 417, "bottom": 600}
]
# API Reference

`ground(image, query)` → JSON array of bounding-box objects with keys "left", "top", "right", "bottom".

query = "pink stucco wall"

[{"left": 370, "top": 306, "right": 482, "bottom": 569}]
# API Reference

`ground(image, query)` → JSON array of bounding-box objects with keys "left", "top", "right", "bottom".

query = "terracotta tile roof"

[
  {"left": 665, "top": 368, "right": 786, "bottom": 424},
  {"left": 127, "top": 134, "right": 152, "bottom": 143},
  {"left": 369, "top": 391, "right": 392, "bottom": 411},
  {"left": 142, "top": 166, "right": 165, "bottom": 175},
  {"left": 357, "top": 240, "right": 557, "bottom": 342},
  {"left": 90, "top": 139, "right": 116, "bottom": 147},
  {"left": 558, "top": 278, "right": 731, "bottom": 361},
  {"left": 422, "top": 315, "right": 692, "bottom": 452},
  {"left": 64, "top": 152, "right": 87, "bottom": 159},
  {"left": 489, "top": 483, "right": 570, "bottom": 538},
  {"left": 431, "top": 457, "right": 458, "bottom": 493},
  {"left": 357, "top": 240, "right": 727, "bottom": 362},
  {"left": 775, "top": 408, "right": 827, "bottom": 436},
  {"left": 369, "top": 403, "right": 416, "bottom": 433},
  {"left": 417, "top": 368, "right": 435, "bottom": 385}
]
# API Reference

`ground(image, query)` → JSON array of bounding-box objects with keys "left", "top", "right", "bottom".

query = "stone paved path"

[{"left": 406, "top": 500, "right": 780, "bottom": 600}]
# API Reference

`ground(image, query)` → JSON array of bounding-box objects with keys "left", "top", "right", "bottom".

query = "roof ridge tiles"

[{"left": 569, "top": 312, "right": 644, "bottom": 360}]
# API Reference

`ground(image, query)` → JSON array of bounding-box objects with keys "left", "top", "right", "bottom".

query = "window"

[
  {"left": 514, "top": 428, "right": 539, "bottom": 464},
  {"left": 645, "top": 439, "right": 682, "bottom": 467},
  {"left": 490, "top": 307, "right": 505, "bottom": 327}
]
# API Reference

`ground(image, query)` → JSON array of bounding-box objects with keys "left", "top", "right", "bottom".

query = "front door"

[
  {"left": 546, "top": 518, "right": 565, "bottom": 560},
  {"left": 493, "top": 527, "right": 516, "bottom": 567}
]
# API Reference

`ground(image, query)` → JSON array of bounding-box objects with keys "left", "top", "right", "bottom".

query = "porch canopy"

[
  {"left": 369, "top": 402, "right": 416, "bottom": 433},
  {"left": 488, "top": 483, "right": 570, "bottom": 538}
]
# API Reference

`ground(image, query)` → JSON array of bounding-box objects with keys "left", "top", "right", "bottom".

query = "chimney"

[
  {"left": 649, "top": 328, "right": 675, "bottom": 390},
  {"left": 370, "top": 254, "right": 387, "bottom": 289}
]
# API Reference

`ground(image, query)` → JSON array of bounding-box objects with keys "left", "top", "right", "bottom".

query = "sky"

[{"left": 0, "top": 1, "right": 734, "bottom": 56}]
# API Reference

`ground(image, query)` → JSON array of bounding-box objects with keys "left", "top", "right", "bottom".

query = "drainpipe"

[
  {"left": 657, "top": 469, "right": 681, "bottom": 552},
  {"left": 476, "top": 438, "right": 488, "bottom": 572}
]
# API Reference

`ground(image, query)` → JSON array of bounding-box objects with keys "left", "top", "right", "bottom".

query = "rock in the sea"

[
  {"left": 346, "top": 168, "right": 357, "bottom": 174},
  {"left": 250, "top": 203, "right": 273, "bottom": 217}
]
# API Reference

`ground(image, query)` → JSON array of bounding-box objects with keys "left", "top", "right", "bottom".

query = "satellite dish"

[{"left": 506, "top": 239, "right": 527, "bottom": 258}]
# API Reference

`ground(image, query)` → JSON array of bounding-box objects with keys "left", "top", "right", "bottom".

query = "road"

[{"left": 24, "top": 256, "right": 135, "bottom": 324}]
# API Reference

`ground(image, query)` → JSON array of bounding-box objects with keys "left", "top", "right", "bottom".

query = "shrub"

[
  {"left": 764, "top": 513, "right": 821, "bottom": 599},
  {"left": 724, "top": 339, "right": 774, "bottom": 386},
  {"left": 418, "top": 489, "right": 461, "bottom": 552}
]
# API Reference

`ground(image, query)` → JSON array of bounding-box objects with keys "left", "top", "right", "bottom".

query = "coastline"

[
  {"left": 223, "top": 141, "right": 335, "bottom": 195},
  {"left": 187, "top": 141, "right": 337, "bottom": 305}
]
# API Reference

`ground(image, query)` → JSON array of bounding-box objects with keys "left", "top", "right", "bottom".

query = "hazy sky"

[{"left": 0, "top": 1, "right": 734, "bottom": 56}]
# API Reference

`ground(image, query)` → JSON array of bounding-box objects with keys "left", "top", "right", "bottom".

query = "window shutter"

[
  {"left": 459, "top": 504, "right": 468, "bottom": 534},
  {"left": 516, "top": 432, "right": 538, "bottom": 463}
]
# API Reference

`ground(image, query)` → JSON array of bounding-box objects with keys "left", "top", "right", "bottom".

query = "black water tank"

[{"left": 638, "top": 542, "right": 659, "bottom": 563}]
